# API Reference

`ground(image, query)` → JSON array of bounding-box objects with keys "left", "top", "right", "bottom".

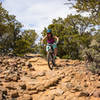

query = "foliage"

[
  {"left": 70, "top": 0, "right": 100, "bottom": 73},
  {"left": 82, "top": 35, "right": 100, "bottom": 74},
  {"left": 0, "top": 3, "right": 38, "bottom": 55},
  {"left": 13, "top": 30, "right": 38, "bottom": 56},
  {"left": 68, "top": 0, "right": 100, "bottom": 24},
  {"left": 40, "top": 15, "right": 92, "bottom": 59}
]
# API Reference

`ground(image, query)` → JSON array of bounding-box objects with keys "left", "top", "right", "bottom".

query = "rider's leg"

[
  {"left": 46, "top": 44, "right": 49, "bottom": 56},
  {"left": 46, "top": 45, "right": 49, "bottom": 52},
  {"left": 54, "top": 48, "right": 57, "bottom": 56},
  {"left": 52, "top": 43, "right": 57, "bottom": 58}
]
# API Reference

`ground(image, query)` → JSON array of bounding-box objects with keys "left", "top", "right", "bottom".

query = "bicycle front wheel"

[{"left": 47, "top": 52, "right": 55, "bottom": 70}]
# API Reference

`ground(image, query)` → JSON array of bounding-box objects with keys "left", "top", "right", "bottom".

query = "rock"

[
  {"left": 8, "top": 53, "right": 14, "bottom": 57},
  {"left": 50, "top": 88, "right": 64, "bottom": 96},
  {"left": 27, "top": 85, "right": 37, "bottom": 91},
  {"left": 5, "top": 74, "right": 20, "bottom": 82},
  {"left": 0, "top": 82, "right": 3, "bottom": 86},
  {"left": 44, "top": 77, "right": 61, "bottom": 88},
  {"left": 93, "top": 89, "right": 100, "bottom": 98},
  {"left": 63, "top": 77, "right": 71, "bottom": 82},
  {"left": 11, "top": 91, "right": 19, "bottom": 98},
  {"left": 36, "top": 85, "right": 45, "bottom": 92},
  {"left": 30, "top": 67, "right": 35, "bottom": 71},
  {"left": 21, "top": 62, "right": 25, "bottom": 66},
  {"left": 23, "top": 72, "right": 28, "bottom": 75},
  {"left": 6, "top": 86, "right": 17, "bottom": 90},
  {"left": 20, "top": 84, "right": 27, "bottom": 90},
  {"left": 18, "top": 94, "right": 32, "bottom": 100},
  {"left": 37, "top": 71, "right": 45, "bottom": 77},
  {"left": 28, "top": 90, "right": 38, "bottom": 95},
  {"left": 55, "top": 95, "right": 66, "bottom": 100},
  {"left": 73, "top": 86, "right": 82, "bottom": 92},
  {"left": 25, "top": 62, "right": 29, "bottom": 66},
  {"left": 84, "top": 84, "right": 88, "bottom": 87},
  {"left": 2, "top": 89, "right": 7, "bottom": 100},
  {"left": 40, "top": 94, "right": 55, "bottom": 100},
  {"left": 49, "top": 87, "right": 56, "bottom": 90},
  {"left": 0, "top": 55, "right": 100, "bottom": 99},
  {"left": 78, "top": 91, "right": 89, "bottom": 97},
  {"left": 28, "top": 58, "right": 39, "bottom": 62},
  {"left": 90, "top": 77, "right": 96, "bottom": 81},
  {"left": 96, "top": 85, "right": 100, "bottom": 88},
  {"left": 0, "top": 61, "right": 2, "bottom": 64},
  {"left": 28, "top": 63, "right": 32, "bottom": 68},
  {"left": 59, "top": 83, "right": 68, "bottom": 92},
  {"left": 0, "top": 91, "right": 2, "bottom": 100},
  {"left": 0, "top": 87, "right": 7, "bottom": 96},
  {"left": 66, "top": 83, "right": 74, "bottom": 89}
]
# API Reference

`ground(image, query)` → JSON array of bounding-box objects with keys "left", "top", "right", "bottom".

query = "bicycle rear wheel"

[{"left": 47, "top": 53, "right": 55, "bottom": 70}]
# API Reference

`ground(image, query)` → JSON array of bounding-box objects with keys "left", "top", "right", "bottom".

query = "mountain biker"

[{"left": 41, "top": 29, "right": 59, "bottom": 58}]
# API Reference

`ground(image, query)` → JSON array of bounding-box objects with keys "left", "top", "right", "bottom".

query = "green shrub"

[{"left": 82, "top": 34, "right": 100, "bottom": 74}]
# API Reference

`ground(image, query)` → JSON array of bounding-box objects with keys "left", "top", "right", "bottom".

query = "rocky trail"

[{"left": 0, "top": 54, "right": 100, "bottom": 100}]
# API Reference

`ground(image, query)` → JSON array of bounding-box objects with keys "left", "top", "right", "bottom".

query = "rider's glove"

[{"left": 41, "top": 44, "right": 44, "bottom": 47}]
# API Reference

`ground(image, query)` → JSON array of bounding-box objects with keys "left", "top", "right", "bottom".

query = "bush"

[
  {"left": 62, "top": 55, "right": 71, "bottom": 59},
  {"left": 82, "top": 35, "right": 100, "bottom": 74}
]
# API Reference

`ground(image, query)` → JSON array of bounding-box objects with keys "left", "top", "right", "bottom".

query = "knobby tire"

[{"left": 47, "top": 52, "right": 55, "bottom": 70}]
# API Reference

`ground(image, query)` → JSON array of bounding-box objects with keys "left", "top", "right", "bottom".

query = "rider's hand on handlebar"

[
  {"left": 41, "top": 44, "right": 44, "bottom": 46},
  {"left": 41, "top": 44, "right": 46, "bottom": 47}
]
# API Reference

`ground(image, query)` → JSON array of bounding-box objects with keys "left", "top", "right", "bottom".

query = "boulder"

[{"left": 93, "top": 89, "right": 100, "bottom": 98}]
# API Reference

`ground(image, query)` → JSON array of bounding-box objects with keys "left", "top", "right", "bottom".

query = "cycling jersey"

[{"left": 47, "top": 37, "right": 55, "bottom": 44}]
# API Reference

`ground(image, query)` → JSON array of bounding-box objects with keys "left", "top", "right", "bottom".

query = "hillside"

[{"left": 0, "top": 54, "right": 100, "bottom": 100}]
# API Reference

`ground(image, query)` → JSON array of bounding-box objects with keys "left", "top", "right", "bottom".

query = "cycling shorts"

[{"left": 46, "top": 43, "right": 57, "bottom": 52}]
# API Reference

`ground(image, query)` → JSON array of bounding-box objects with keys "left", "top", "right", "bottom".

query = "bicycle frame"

[
  {"left": 47, "top": 44, "right": 55, "bottom": 70},
  {"left": 47, "top": 44, "right": 54, "bottom": 53}
]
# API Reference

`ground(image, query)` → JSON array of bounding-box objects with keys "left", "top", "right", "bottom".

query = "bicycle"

[
  {"left": 47, "top": 44, "right": 56, "bottom": 70},
  {"left": 42, "top": 43, "right": 56, "bottom": 70}
]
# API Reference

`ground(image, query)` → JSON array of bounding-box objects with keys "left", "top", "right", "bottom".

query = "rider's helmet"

[
  {"left": 47, "top": 29, "right": 53, "bottom": 38},
  {"left": 47, "top": 29, "right": 52, "bottom": 33}
]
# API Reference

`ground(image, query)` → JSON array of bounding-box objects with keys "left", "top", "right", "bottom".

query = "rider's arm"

[
  {"left": 54, "top": 36, "right": 59, "bottom": 44},
  {"left": 41, "top": 35, "right": 47, "bottom": 44}
]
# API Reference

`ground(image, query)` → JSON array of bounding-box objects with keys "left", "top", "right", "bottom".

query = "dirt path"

[{"left": 0, "top": 55, "right": 100, "bottom": 100}]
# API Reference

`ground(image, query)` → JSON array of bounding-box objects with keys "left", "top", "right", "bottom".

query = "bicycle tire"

[{"left": 47, "top": 52, "right": 55, "bottom": 70}]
